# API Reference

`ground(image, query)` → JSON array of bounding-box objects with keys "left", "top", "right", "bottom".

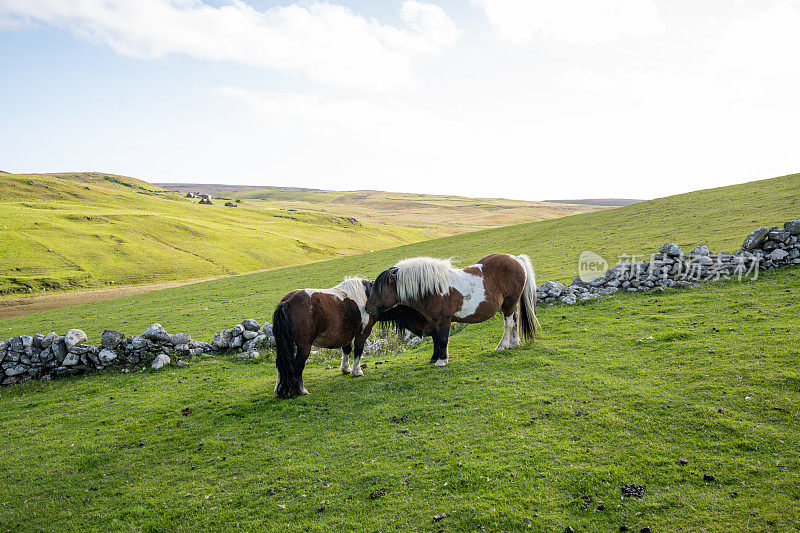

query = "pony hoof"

[
  {"left": 300, "top": 387, "right": 310, "bottom": 395},
  {"left": 434, "top": 358, "right": 448, "bottom": 367},
  {"left": 341, "top": 366, "right": 352, "bottom": 374},
  {"left": 352, "top": 369, "right": 364, "bottom": 377}
]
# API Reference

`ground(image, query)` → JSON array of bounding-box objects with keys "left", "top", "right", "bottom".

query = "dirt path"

[{"left": 0, "top": 278, "right": 219, "bottom": 319}]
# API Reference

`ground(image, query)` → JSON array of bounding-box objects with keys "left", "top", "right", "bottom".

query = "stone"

[
  {"left": 768, "top": 230, "right": 790, "bottom": 243},
  {"left": 41, "top": 332, "right": 57, "bottom": 349},
  {"left": 232, "top": 325, "right": 245, "bottom": 336},
  {"left": 242, "top": 330, "right": 258, "bottom": 340},
  {"left": 151, "top": 353, "right": 170, "bottom": 369},
  {"left": 176, "top": 360, "right": 189, "bottom": 368},
  {"left": 170, "top": 332, "right": 191, "bottom": 345},
  {"left": 742, "top": 226, "right": 770, "bottom": 250},
  {"left": 784, "top": 220, "right": 800, "bottom": 235},
  {"left": 101, "top": 330, "right": 125, "bottom": 349},
  {"left": 4, "top": 364, "right": 26, "bottom": 377},
  {"left": 142, "top": 324, "right": 170, "bottom": 343},
  {"left": 52, "top": 337, "right": 67, "bottom": 362},
  {"left": 771, "top": 249, "right": 789, "bottom": 261},
  {"left": 262, "top": 323, "right": 274, "bottom": 337},
  {"left": 62, "top": 353, "right": 80, "bottom": 366},
  {"left": 242, "top": 319, "right": 261, "bottom": 331},
  {"left": 703, "top": 474, "right": 716, "bottom": 482},
  {"left": 64, "top": 329, "right": 87, "bottom": 350},
  {"left": 99, "top": 348, "right": 118, "bottom": 364},
  {"left": 659, "top": 242, "right": 682, "bottom": 256},
  {"left": 690, "top": 245, "right": 710, "bottom": 256},
  {"left": 242, "top": 336, "right": 264, "bottom": 352},
  {"left": 407, "top": 336, "right": 423, "bottom": 346},
  {"left": 131, "top": 336, "right": 148, "bottom": 349},
  {"left": 696, "top": 255, "right": 713, "bottom": 266},
  {"left": 230, "top": 335, "right": 244, "bottom": 348}
]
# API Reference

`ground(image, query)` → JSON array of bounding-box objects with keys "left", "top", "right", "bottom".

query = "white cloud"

[
  {"left": 713, "top": 1, "right": 800, "bottom": 75},
  {"left": 473, "top": 0, "right": 664, "bottom": 46},
  {"left": 215, "top": 86, "right": 466, "bottom": 151},
  {"left": 0, "top": 0, "right": 459, "bottom": 90}
]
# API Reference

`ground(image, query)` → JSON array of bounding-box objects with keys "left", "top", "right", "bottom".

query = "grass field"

[
  {"left": 0, "top": 173, "right": 599, "bottom": 298},
  {"left": 0, "top": 267, "right": 798, "bottom": 531},
  {"left": 0, "top": 172, "right": 798, "bottom": 531}
]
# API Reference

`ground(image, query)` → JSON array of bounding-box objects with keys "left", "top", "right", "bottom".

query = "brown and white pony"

[
  {"left": 273, "top": 277, "right": 429, "bottom": 398},
  {"left": 365, "top": 254, "right": 540, "bottom": 366}
]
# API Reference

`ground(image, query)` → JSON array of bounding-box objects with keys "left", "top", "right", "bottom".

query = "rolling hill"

[
  {"left": 158, "top": 183, "right": 608, "bottom": 234},
  {"left": 0, "top": 173, "right": 602, "bottom": 298},
  {"left": 0, "top": 172, "right": 798, "bottom": 532},
  {"left": 1, "top": 171, "right": 796, "bottom": 339}
]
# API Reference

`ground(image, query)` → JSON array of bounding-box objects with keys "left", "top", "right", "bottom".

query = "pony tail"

[
  {"left": 273, "top": 301, "right": 300, "bottom": 398},
  {"left": 516, "top": 254, "right": 540, "bottom": 342}
]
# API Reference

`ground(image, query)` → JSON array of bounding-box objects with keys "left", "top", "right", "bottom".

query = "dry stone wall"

[{"left": 535, "top": 220, "right": 800, "bottom": 305}]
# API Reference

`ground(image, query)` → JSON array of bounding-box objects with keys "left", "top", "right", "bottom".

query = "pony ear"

[{"left": 388, "top": 271, "right": 396, "bottom": 284}]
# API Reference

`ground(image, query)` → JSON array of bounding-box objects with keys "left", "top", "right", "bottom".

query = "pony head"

[{"left": 365, "top": 267, "right": 399, "bottom": 316}]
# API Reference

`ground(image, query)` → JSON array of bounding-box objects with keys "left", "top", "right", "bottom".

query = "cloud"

[
  {"left": 0, "top": 0, "right": 459, "bottom": 90},
  {"left": 713, "top": 1, "right": 800, "bottom": 75},
  {"left": 473, "top": 0, "right": 664, "bottom": 46},
  {"left": 215, "top": 86, "right": 466, "bottom": 150}
]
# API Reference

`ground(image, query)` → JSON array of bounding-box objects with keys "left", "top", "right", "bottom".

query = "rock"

[
  {"left": 679, "top": 457, "right": 689, "bottom": 465},
  {"left": 62, "top": 353, "right": 81, "bottom": 366},
  {"left": 232, "top": 351, "right": 259, "bottom": 360},
  {"left": 784, "top": 220, "right": 800, "bottom": 235},
  {"left": 703, "top": 473, "right": 716, "bottom": 482},
  {"left": 242, "top": 319, "right": 261, "bottom": 331},
  {"left": 659, "top": 242, "right": 682, "bottom": 256},
  {"left": 131, "top": 336, "right": 148, "bottom": 349},
  {"left": 407, "top": 336, "right": 423, "bottom": 346},
  {"left": 690, "top": 245, "right": 710, "bottom": 256},
  {"left": 742, "top": 226, "right": 770, "bottom": 250},
  {"left": 41, "top": 332, "right": 57, "bottom": 349},
  {"left": 769, "top": 229, "right": 790, "bottom": 243},
  {"left": 98, "top": 348, "right": 118, "bottom": 364},
  {"left": 242, "top": 330, "right": 258, "bottom": 340},
  {"left": 771, "top": 249, "right": 788, "bottom": 261},
  {"left": 142, "top": 324, "right": 170, "bottom": 343},
  {"left": 262, "top": 323, "right": 273, "bottom": 337},
  {"left": 4, "top": 364, "right": 26, "bottom": 377},
  {"left": 176, "top": 359, "right": 189, "bottom": 368},
  {"left": 224, "top": 201, "right": 237, "bottom": 207},
  {"left": 232, "top": 325, "right": 245, "bottom": 336},
  {"left": 230, "top": 335, "right": 244, "bottom": 348},
  {"left": 101, "top": 330, "right": 125, "bottom": 349},
  {"left": 242, "top": 336, "right": 264, "bottom": 352},
  {"left": 170, "top": 332, "right": 192, "bottom": 345},
  {"left": 696, "top": 255, "right": 713, "bottom": 266},
  {"left": 65, "top": 329, "right": 87, "bottom": 350},
  {"left": 51, "top": 337, "right": 67, "bottom": 362},
  {"left": 151, "top": 353, "right": 170, "bottom": 369}
]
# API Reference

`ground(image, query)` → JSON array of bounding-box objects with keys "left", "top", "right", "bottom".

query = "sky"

[{"left": 1, "top": 0, "right": 799, "bottom": 201}]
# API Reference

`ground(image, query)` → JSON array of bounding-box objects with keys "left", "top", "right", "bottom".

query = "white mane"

[
  {"left": 394, "top": 257, "right": 455, "bottom": 302},
  {"left": 334, "top": 277, "right": 369, "bottom": 305}
]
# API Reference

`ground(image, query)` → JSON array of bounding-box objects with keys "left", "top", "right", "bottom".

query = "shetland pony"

[
  {"left": 273, "top": 277, "right": 429, "bottom": 398},
  {"left": 365, "top": 254, "right": 539, "bottom": 367}
]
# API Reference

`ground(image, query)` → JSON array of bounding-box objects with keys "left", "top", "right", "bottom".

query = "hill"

[
  {"left": 158, "top": 183, "right": 608, "bottom": 234},
  {"left": 1, "top": 171, "right": 796, "bottom": 339},
  {"left": 0, "top": 173, "right": 603, "bottom": 298}
]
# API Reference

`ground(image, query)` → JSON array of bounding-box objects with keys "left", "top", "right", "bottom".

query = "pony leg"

[
  {"left": 495, "top": 313, "right": 514, "bottom": 351},
  {"left": 351, "top": 340, "right": 365, "bottom": 377},
  {"left": 340, "top": 343, "right": 352, "bottom": 374},
  {"left": 509, "top": 311, "right": 521, "bottom": 348},
  {"left": 295, "top": 343, "right": 312, "bottom": 395},
  {"left": 431, "top": 320, "right": 451, "bottom": 366}
]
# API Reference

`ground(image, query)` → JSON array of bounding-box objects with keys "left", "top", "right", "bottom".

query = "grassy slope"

[
  {"left": 0, "top": 173, "right": 428, "bottom": 295},
  {"left": 0, "top": 172, "right": 797, "bottom": 341},
  {"left": 0, "top": 268, "right": 797, "bottom": 532}
]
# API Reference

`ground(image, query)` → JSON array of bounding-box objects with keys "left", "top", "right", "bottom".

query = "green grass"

[
  {"left": 0, "top": 171, "right": 798, "bottom": 531},
  {"left": 0, "top": 171, "right": 797, "bottom": 342},
  {"left": 1, "top": 268, "right": 798, "bottom": 532},
  {"left": 0, "top": 173, "right": 429, "bottom": 295}
]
